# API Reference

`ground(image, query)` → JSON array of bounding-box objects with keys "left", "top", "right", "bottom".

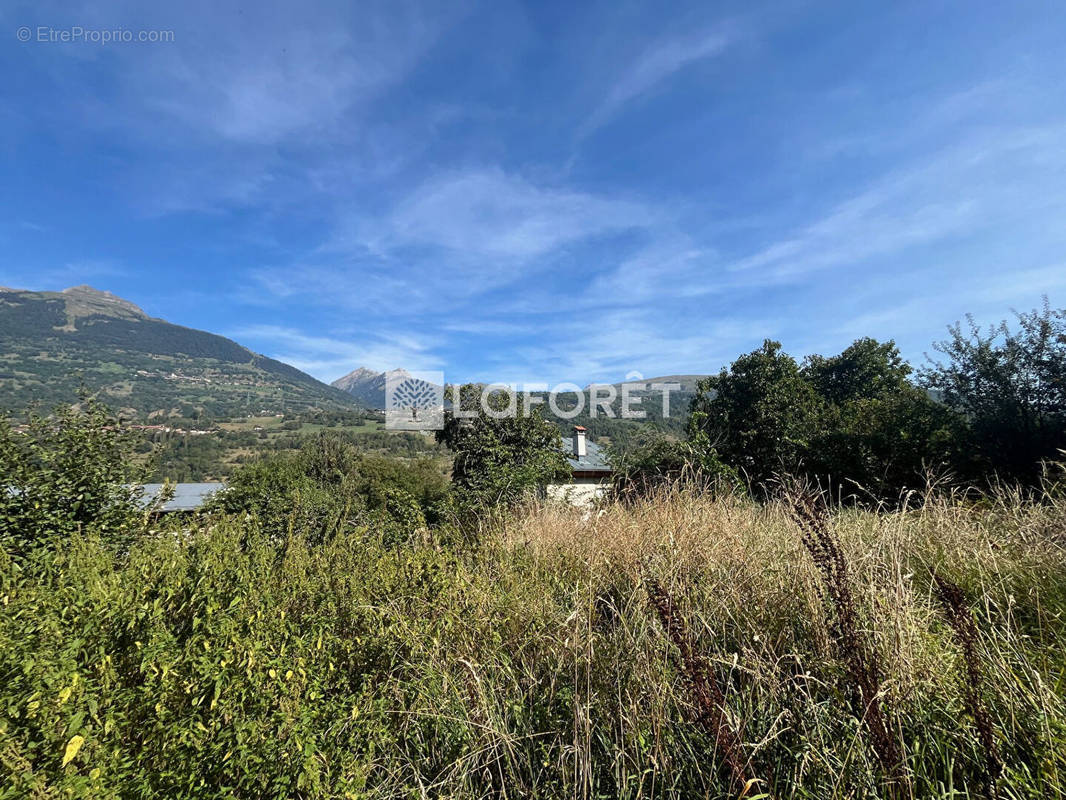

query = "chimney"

[{"left": 572, "top": 425, "right": 587, "bottom": 459}]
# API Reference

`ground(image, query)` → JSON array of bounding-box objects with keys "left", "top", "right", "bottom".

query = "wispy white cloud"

[
  {"left": 727, "top": 124, "right": 1066, "bottom": 283},
  {"left": 16, "top": 0, "right": 457, "bottom": 215},
  {"left": 360, "top": 168, "right": 653, "bottom": 261},
  {"left": 586, "top": 236, "right": 714, "bottom": 302},
  {"left": 48, "top": 0, "right": 449, "bottom": 147},
  {"left": 250, "top": 167, "right": 662, "bottom": 314},
  {"left": 439, "top": 318, "right": 530, "bottom": 336},
  {"left": 142, "top": 16, "right": 433, "bottom": 146},
  {"left": 811, "top": 264, "right": 1066, "bottom": 362},
  {"left": 579, "top": 24, "right": 737, "bottom": 138},
  {"left": 229, "top": 323, "right": 442, "bottom": 382},
  {"left": 243, "top": 104, "right": 1066, "bottom": 385}
]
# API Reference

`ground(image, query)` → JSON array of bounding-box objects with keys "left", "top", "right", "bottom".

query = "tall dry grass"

[
  {"left": 3, "top": 485, "right": 1064, "bottom": 798},
  {"left": 491, "top": 486, "right": 1066, "bottom": 798}
]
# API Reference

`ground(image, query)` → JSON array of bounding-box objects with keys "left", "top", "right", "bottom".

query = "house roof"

[
  {"left": 138, "top": 482, "right": 224, "bottom": 512},
  {"left": 560, "top": 438, "right": 612, "bottom": 473}
]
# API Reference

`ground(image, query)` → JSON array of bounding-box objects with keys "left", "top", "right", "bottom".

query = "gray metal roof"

[
  {"left": 138, "top": 483, "right": 224, "bottom": 512},
  {"left": 560, "top": 439, "right": 613, "bottom": 473}
]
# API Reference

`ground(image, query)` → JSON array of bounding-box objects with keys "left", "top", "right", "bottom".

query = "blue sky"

[{"left": 2, "top": 0, "right": 1065, "bottom": 385}]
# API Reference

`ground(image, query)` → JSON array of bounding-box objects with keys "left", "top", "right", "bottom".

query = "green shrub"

[
  {"left": 608, "top": 432, "right": 739, "bottom": 499},
  {"left": 0, "top": 398, "right": 146, "bottom": 559},
  {"left": 920, "top": 300, "right": 1066, "bottom": 487},
  {"left": 209, "top": 434, "right": 448, "bottom": 543}
]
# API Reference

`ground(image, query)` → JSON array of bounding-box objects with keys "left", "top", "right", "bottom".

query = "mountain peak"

[
  {"left": 61, "top": 284, "right": 147, "bottom": 319},
  {"left": 331, "top": 367, "right": 412, "bottom": 409},
  {"left": 335, "top": 366, "right": 409, "bottom": 379},
  {"left": 334, "top": 366, "right": 380, "bottom": 382}
]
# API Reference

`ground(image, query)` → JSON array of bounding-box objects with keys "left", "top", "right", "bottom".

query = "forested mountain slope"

[{"left": 0, "top": 285, "right": 359, "bottom": 419}]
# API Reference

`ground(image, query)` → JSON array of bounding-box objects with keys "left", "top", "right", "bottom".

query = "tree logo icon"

[{"left": 385, "top": 371, "right": 444, "bottom": 430}]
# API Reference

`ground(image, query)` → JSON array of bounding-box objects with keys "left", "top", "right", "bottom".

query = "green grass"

[
  {"left": 1, "top": 488, "right": 1064, "bottom": 798},
  {"left": 298, "top": 420, "right": 382, "bottom": 435},
  {"left": 218, "top": 416, "right": 288, "bottom": 431}
]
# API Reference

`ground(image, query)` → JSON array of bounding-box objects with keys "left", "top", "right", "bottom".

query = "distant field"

[
  {"left": 217, "top": 415, "right": 287, "bottom": 432},
  {"left": 148, "top": 414, "right": 442, "bottom": 482},
  {"left": 219, "top": 415, "right": 382, "bottom": 434},
  {"left": 291, "top": 419, "right": 381, "bottom": 435}
]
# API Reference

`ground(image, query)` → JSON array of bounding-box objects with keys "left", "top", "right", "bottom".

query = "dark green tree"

[
  {"left": 919, "top": 300, "right": 1066, "bottom": 485},
  {"left": 804, "top": 339, "right": 959, "bottom": 498},
  {"left": 804, "top": 337, "right": 911, "bottom": 404},
  {"left": 688, "top": 338, "right": 961, "bottom": 500},
  {"left": 436, "top": 385, "right": 569, "bottom": 507},
  {"left": 688, "top": 340, "right": 822, "bottom": 490}
]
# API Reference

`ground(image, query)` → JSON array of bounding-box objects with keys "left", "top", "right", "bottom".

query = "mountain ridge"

[{"left": 0, "top": 285, "right": 361, "bottom": 418}]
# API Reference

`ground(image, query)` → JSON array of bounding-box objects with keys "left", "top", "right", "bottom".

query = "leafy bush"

[
  {"left": 804, "top": 338, "right": 960, "bottom": 499},
  {"left": 0, "top": 522, "right": 457, "bottom": 798},
  {"left": 209, "top": 433, "right": 448, "bottom": 543},
  {"left": 608, "top": 431, "right": 739, "bottom": 499},
  {"left": 0, "top": 398, "right": 146, "bottom": 559},
  {"left": 688, "top": 340, "right": 822, "bottom": 490}
]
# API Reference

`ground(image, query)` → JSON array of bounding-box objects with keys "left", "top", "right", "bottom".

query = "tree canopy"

[
  {"left": 688, "top": 340, "right": 821, "bottom": 489},
  {"left": 688, "top": 337, "right": 962, "bottom": 499},
  {"left": 436, "top": 385, "right": 569, "bottom": 508},
  {"left": 919, "top": 300, "right": 1066, "bottom": 485}
]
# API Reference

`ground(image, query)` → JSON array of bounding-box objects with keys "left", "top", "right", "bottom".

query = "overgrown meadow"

[{"left": 3, "top": 484, "right": 1065, "bottom": 798}]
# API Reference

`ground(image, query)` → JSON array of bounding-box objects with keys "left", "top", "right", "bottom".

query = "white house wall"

[{"left": 545, "top": 480, "right": 608, "bottom": 507}]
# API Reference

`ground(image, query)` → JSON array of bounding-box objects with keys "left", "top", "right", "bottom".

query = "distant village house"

[
  {"left": 138, "top": 482, "right": 224, "bottom": 513},
  {"left": 546, "top": 426, "right": 613, "bottom": 506}
]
